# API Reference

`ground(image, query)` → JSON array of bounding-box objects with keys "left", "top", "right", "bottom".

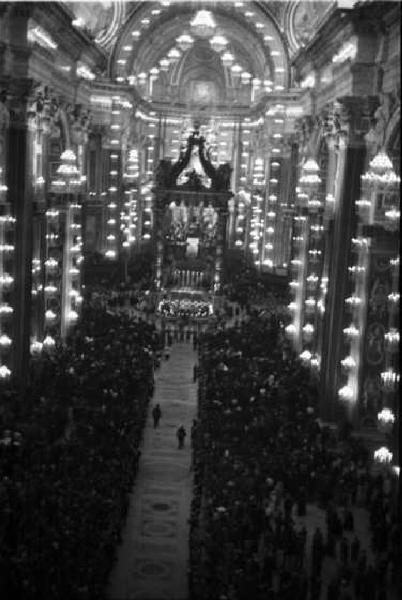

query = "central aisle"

[{"left": 108, "top": 342, "right": 198, "bottom": 600}]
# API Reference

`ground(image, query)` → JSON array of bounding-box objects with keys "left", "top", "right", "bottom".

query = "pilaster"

[
  {"left": 6, "top": 78, "right": 37, "bottom": 384},
  {"left": 319, "top": 97, "right": 371, "bottom": 421}
]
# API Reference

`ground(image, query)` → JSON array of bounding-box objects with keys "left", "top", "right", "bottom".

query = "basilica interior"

[{"left": 0, "top": 2, "right": 400, "bottom": 599}]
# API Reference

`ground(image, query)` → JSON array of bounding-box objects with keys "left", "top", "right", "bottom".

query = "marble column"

[
  {"left": 7, "top": 79, "right": 36, "bottom": 384},
  {"left": 320, "top": 135, "right": 366, "bottom": 422}
]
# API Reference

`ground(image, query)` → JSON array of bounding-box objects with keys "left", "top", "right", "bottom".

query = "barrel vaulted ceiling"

[{"left": 66, "top": 1, "right": 333, "bottom": 106}]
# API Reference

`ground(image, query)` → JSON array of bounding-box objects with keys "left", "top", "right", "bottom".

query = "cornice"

[
  {"left": 31, "top": 2, "right": 106, "bottom": 70},
  {"left": 292, "top": 2, "right": 396, "bottom": 74}
]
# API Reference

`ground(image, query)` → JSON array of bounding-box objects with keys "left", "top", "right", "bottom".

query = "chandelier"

[
  {"left": 0, "top": 365, "right": 11, "bottom": 378},
  {"left": 221, "top": 51, "right": 234, "bottom": 67},
  {"left": 124, "top": 148, "right": 140, "bottom": 182},
  {"left": 373, "top": 446, "right": 393, "bottom": 464},
  {"left": 338, "top": 385, "right": 354, "bottom": 401},
  {"left": 361, "top": 149, "right": 400, "bottom": 190},
  {"left": 380, "top": 368, "right": 400, "bottom": 390},
  {"left": 176, "top": 33, "right": 194, "bottom": 52},
  {"left": 377, "top": 408, "right": 395, "bottom": 426},
  {"left": 299, "top": 158, "right": 321, "bottom": 196},
  {"left": 190, "top": 10, "right": 216, "bottom": 38},
  {"left": 299, "top": 349, "right": 312, "bottom": 362},
  {"left": 210, "top": 34, "right": 228, "bottom": 53},
  {"left": 51, "top": 149, "right": 82, "bottom": 194}
]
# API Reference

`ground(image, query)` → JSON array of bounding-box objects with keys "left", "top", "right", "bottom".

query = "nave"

[{"left": 109, "top": 342, "right": 197, "bottom": 600}]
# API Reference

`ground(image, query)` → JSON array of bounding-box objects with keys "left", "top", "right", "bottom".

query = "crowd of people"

[
  {"left": 158, "top": 297, "right": 212, "bottom": 319},
  {"left": 0, "top": 304, "right": 159, "bottom": 599},
  {"left": 189, "top": 314, "right": 400, "bottom": 600},
  {"left": 85, "top": 283, "right": 155, "bottom": 313},
  {"left": 0, "top": 264, "right": 399, "bottom": 600},
  {"left": 223, "top": 251, "right": 288, "bottom": 314}
]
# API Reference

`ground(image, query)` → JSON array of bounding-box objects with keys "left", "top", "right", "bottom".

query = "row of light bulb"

[
  {"left": 122, "top": 148, "right": 140, "bottom": 249},
  {"left": 65, "top": 208, "right": 83, "bottom": 326},
  {"left": 0, "top": 180, "right": 15, "bottom": 379},
  {"left": 105, "top": 135, "right": 120, "bottom": 259},
  {"left": 116, "top": 6, "right": 286, "bottom": 94}
]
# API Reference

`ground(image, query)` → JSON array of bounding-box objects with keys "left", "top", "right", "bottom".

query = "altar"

[{"left": 151, "top": 123, "right": 232, "bottom": 294}]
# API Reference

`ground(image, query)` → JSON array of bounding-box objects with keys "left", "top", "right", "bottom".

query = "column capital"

[
  {"left": 3, "top": 78, "right": 42, "bottom": 129},
  {"left": 331, "top": 96, "right": 379, "bottom": 148}
]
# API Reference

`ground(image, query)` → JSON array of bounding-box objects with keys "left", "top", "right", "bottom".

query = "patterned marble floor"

[{"left": 108, "top": 342, "right": 197, "bottom": 600}]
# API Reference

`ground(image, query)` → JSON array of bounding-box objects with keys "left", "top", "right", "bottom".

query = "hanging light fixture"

[
  {"left": 51, "top": 149, "right": 81, "bottom": 194},
  {"left": 299, "top": 350, "right": 312, "bottom": 362},
  {"left": 380, "top": 369, "right": 400, "bottom": 389},
  {"left": 0, "top": 365, "right": 11, "bottom": 378},
  {"left": 299, "top": 158, "right": 321, "bottom": 193},
  {"left": 190, "top": 10, "right": 216, "bottom": 39},
  {"left": 221, "top": 51, "right": 234, "bottom": 67},
  {"left": 338, "top": 385, "right": 354, "bottom": 400},
  {"left": 361, "top": 149, "right": 400, "bottom": 189},
  {"left": 377, "top": 408, "right": 395, "bottom": 426},
  {"left": 159, "top": 57, "right": 170, "bottom": 71},
  {"left": 341, "top": 356, "right": 356, "bottom": 369},
  {"left": 176, "top": 33, "right": 194, "bottom": 51},
  {"left": 210, "top": 34, "right": 228, "bottom": 53},
  {"left": 231, "top": 63, "right": 243, "bottom": 75},
  {"left": 124, "top": 148, "right": 140, "bottom": 181},
  {"left": 167, "top": 47, "right": 181, "bottom": 61},
  {"left": 374, "top": 446, "right": 393, "bottom": 464}
]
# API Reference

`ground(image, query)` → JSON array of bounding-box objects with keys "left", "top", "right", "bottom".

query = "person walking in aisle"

[
  {"left": 152, "top": 403, "right": 162, "bottom": 428},
  {"left": 176, "top": 424, "right": 186, "bottom": 449}
]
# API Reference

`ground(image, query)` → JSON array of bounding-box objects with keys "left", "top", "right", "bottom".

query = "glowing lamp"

[
  {"left": 343, "top": 324, "right": 359, "bottom": 338},
  {"left": 190, "top": 10, "right": 216, "bottom": 38},
  {"left": 338, "top": 385, "right": 354, "bottom": 400},
  {"left": 0, "top": 365, "right": 11, "bottom": 378},
  {"left": 302, "top": 323, "right": 314, "bottom": 334},
  {"left": 299, "top": 350, "right": 312, "bottom": 361},
  {"left": 377, "top": 408, "right": 395, "bottom": 425},
  {"left": 210, "top": 34, "right": 228, "bottom": 53},
  {"left": 310, "top": 355, "right": 320, "bottom": 368},
  {"left": 231, "top": 64, "right": 243, "bottom": 74},
  {"left": 0, "top": 335, "right": 12, "bottom": 346},
  {"left": 374, "top": 446, "right": 393, "bottom": 464},
  {"left": 159, "top": 58, "right": 170, "bottom": 71},
  {"left": 176, "top": 33, "right": 194, "bottom": 51},
  {"left": 221, "top": 51, "right": 234, "bottom": 67},
  {"left": 31, "top": 341, "right": 43, "bottom": 354},
  {"left": 341, "top": 356, "right": 356, "bottom": 369},
  {"left": 384, "top": 329, "right": 399, "bottom": 347},
  {"left": 380, "top": 369, "right": 400, "bottom": 388}
]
